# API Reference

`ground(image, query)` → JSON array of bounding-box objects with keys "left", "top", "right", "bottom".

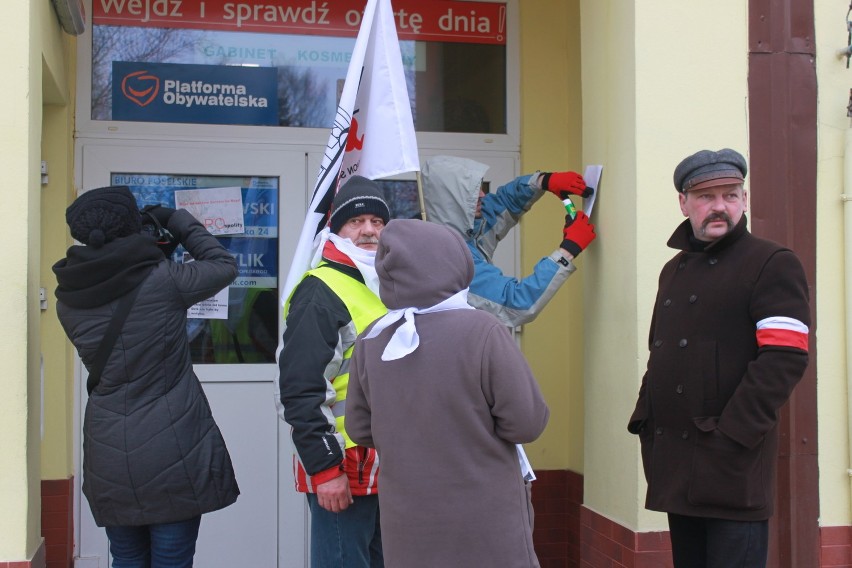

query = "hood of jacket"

[
  {"left": 421, "top": 155, "right": 489, "bottom": 236},
  {"left": 375, "top": 219, "right": 474, "bottom": 310},
  {"left": 53, "top": 233, "right": 164, "bottom": 308}
]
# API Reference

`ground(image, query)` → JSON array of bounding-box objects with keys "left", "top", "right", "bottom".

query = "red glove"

[
  {"left": 541, "top": 171, "right": 592, "bottom": 199},
  {"left": 561, "top": 211, "right": 596, "bottom": 257}
]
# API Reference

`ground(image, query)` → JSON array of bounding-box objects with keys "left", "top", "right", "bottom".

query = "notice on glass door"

[
  {"left": 176, "top": 186, "right": 245, "bottom": 236},
  {"left": 183, "top": 252, "right": 230, "bottom": 320}
]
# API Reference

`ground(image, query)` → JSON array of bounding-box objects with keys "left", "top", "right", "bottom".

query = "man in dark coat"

[{"left": 627, "top": 148, "right": 810, "bottom": 568}]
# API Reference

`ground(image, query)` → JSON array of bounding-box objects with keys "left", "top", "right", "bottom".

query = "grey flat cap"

[{"left": 673, "top": 148, "right": 748, "bottom": 192}]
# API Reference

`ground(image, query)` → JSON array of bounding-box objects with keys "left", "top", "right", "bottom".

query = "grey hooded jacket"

[{"left": 420, "top": 155, "right": 575, "bottom": 327}]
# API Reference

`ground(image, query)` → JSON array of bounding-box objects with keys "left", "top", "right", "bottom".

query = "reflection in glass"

[
  {"left": 92, "top": 25, "right": 506, "bottom": 134},
  {"left": 116, "top": 173, "right": 280, "bottom": 364},
  {"left": 377, "top": 179, "right": 422, "bottom": 221}
]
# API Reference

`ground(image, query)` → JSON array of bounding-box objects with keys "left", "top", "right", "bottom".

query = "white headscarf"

[
  {"left": 361, "top": 286, "right": 535, "bottom": 481},
  {"left": 363, "top": 289, "right": 474, "bottom": 361}
]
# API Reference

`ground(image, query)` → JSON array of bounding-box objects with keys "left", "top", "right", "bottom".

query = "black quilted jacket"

[{"left": 55, "top": 209, "right": 240, "bottom": 526}]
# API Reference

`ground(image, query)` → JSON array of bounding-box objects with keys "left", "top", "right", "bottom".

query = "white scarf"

[
  {"left": 363, "top": 289, "right": 474, "bottom": 361},
  {"left": 362, "top": 286, "right": 536, "bottom": 481},
  {"left": 310, "top": 227, "right": 380, "bottom": 296}
]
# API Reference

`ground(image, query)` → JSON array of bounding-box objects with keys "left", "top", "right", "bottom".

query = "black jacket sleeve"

[{"left": 277, "top": 275, "right": 352, "bottom": 476}]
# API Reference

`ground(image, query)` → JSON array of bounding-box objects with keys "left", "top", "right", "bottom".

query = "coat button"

[
  {"left": 655, "top": 427, "right": 664, "bottom": 435},
  {"left": 678, "top": 262, "right": 686, "bottom": 270},
  {"left": 689, "top": 295, "right": 698, "bottom": 303},
  {"left": 681, "top": 431, "right": 689, "bottom": 439},
  {"left": 664, "top": 299, "right": 672, "bottom": 307},
  {"left": 654, "top": 340, "right": 663, "bottom": 348},
  {"left": 676, "top": 384, "right": 684, "bottom": 394},
  {"left": 679, "top": 339, "right": 688, "bottom": 347},
  {"left": 708, "top": 258, "right": 718, "bottom": 265}
]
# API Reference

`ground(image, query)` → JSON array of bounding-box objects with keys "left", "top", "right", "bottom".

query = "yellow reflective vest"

[{"left": 291, "top": 263, "right": 386, "bottom": 448}]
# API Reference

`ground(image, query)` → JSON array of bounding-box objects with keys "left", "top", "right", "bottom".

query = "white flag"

[{"left": 281, "top": 0, "right": 420, "bottom": 303}]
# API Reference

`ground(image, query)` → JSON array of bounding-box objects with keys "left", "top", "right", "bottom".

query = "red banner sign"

[{"left": 93, "top": 0, "right": 507, "bottom": 45}]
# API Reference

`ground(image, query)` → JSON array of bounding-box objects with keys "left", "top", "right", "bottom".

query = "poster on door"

[
  {"left": 117, "top": 173, "right": 278, "bottom": 267},
  {"left": 116, "top": 172, "right": 281, "bottom": 364},
  {"left": 175, "top": 186, "right": 246, "bottom": 235}
]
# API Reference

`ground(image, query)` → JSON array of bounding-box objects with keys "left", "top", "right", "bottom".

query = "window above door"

[{"left": 84, "top": 0, "right": 515, "bottom": 141}]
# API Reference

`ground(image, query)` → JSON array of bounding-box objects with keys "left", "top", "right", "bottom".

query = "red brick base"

[
  {"left": 531, "top": 469, "right": 672, "bottom": 567},
  {"left": 821, "top": 526, "right": 852, "bottom": 567},
  {"left": 531, "top": 469, "right": 852, "bottom": 567},
  {"left": 581, "top": 506, "right": 671, "bottom": 567},
  {"left": 41, "top": 479, "right": 73, "bottom": 568},
  {"left": 36, "top": 470, "right": 852, "bottom": 567},
  {"left": 531, "top": 469, "right": 584, "bottom": 567}
]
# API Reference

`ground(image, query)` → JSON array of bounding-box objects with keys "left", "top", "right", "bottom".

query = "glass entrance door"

[{"left": 75, "top": 142, "right": 309, "bottom": 567}]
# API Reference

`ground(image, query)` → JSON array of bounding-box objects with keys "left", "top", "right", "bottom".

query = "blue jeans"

[
  {"left": 667, "top": 513, "right": 768, "bottom": 568},
  {"left": 306, "top": 493, "right": 383, "bottom": 568},
  {"left": 105, "top": 516, "right": 202, "bottom": 568}
]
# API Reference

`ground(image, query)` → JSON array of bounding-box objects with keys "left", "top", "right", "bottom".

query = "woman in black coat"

[{"left": 53, "top": 186, "right": 239, "bottom": 567}]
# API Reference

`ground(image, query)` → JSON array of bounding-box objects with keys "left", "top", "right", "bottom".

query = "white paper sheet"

[
  {"left": 175, "top": 186, "right": 245, "bottom": 236},
  {"left": 582, "top": 165, "right": 603, "bottom": 217},
  {"left": 183, "top": 252, "right": 230, "bottom": 320},
  {"left": 517, "top": 444, "right": 536, "bottom": 482}
]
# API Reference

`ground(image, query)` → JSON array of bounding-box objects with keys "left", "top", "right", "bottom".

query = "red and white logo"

[{"left": 121, "top": 70, "right": 160, "bottom": 107}]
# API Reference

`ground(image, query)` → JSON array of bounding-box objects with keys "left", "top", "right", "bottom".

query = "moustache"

[
  {"left": 356, "top": 237, "right": 379, "bottom": 245},
  {"left": 702, "top": 212, "right": 732, "bottom": 228}
]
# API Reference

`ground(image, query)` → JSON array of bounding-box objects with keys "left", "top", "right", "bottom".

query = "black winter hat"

[
  {"left": 66, "top": 185, "right": 141, "bottom": 248},
  {"left": 673, "top": 148, "right": 748, "bottom": 193},
  {"left": 329, "top": 176, "right": 391, "bottom": 234}
]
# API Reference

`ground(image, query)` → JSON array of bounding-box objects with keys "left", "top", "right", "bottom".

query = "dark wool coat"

[
  {"left": 628, "top": 216, "right": 810, "bottom": 521},
  {"left": 347, "top": 219, "right": 549, "bottom": 568},
  {"left": 55, "top": 210, "right": 240, "bottom": 527}
]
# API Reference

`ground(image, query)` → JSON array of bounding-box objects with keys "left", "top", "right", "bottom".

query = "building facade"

[{"left": 1, "top": 1, "right": 846, "bottom": 567}]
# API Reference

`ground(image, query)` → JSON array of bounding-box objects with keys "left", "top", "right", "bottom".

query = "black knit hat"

[
  {"left": 66, "top": 185, "right": 141, "bottom": 248},
  {"left": 329, "top": 176, "right": 391, "bottom": 234}
]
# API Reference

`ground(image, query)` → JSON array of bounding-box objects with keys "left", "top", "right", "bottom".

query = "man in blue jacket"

[{"left": 420, "top": 155, "right": 596, "bottom": 327}]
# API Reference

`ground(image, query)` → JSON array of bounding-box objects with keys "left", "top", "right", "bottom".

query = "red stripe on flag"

[{"left": 756, "top": 328, "right": 809, "bottom": 351}]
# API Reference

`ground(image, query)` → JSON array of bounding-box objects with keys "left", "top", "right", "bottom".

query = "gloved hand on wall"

[
  {"left": 541, "top": 171, "right": 593, "bottom": 199},
  {"left": 560, "top": 211, "right": 596, "bottom": 258}
]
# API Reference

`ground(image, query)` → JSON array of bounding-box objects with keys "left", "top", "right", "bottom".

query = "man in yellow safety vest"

[{"left": 275, "top": 175, "right": 389, "bottom": 568}]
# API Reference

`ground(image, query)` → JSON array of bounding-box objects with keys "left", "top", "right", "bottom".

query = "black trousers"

[{"left": 667, "top": 513, "right": 769, "bottom": 568}]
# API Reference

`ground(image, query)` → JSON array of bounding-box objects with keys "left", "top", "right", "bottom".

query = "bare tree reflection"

[
  {"left": 276, "top": 66, "right": 328, "bottom": 127},
  {"left": 92, "top": 26, "right": 199, "bottom": 119},
  {"left": 378, "top": 180, "right": 420, "bottom": 220}
]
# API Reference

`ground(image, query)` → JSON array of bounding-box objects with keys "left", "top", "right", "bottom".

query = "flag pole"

[
  {"left": 416, "top": 171, "right": 427, "bottom": 221},
  {"left": 280, "top": 0, "right": 420, "bottom": 304}
]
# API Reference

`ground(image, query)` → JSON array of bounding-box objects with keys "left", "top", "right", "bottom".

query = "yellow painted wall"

[
  {"left": 519, "top": 0, "right": 851, "bottom": 538},
  {"left": 0, "top": 1, "right": 39, "bottom": 560},
  {"left": 519, "top": 0, "right": 586, "bottom": 473},
  {"left": 579, "top": 0, "right": 748, "bottom": 531},
  {"left": 0, "top": 1, "right": 38, "bottom": 561},
  {"left": 0, "top": 0, "right": 74, "bottom": 562},
  {"left": 814, "top": 1, "right": 852, "bottom": 529},
  {"left": 41, "top": 53, "right": 77, "bottom": 481}
]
